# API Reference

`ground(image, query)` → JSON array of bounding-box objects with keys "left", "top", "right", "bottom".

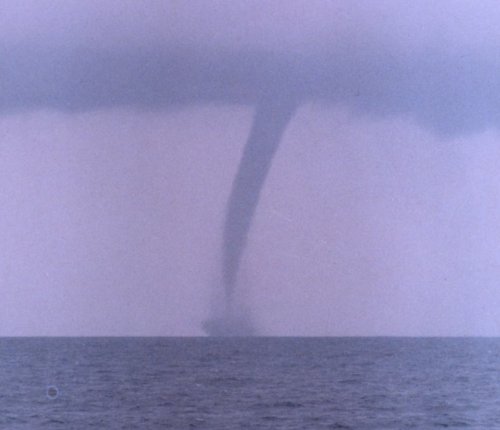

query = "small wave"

[
  {"left": 252, "top": 400, "right": 304, "bottom": 409},
  {"left": 43, "top": 418, "right": 65, "bottom": 425},
  {"left": 262, "top": 415, "right": 280, "bottom": 421},
  {"left": 272, "top": 400, "right": 304, "bottom": 408},
  {"left": 433, "top": 421, "right": 470, "bottom": 428}
]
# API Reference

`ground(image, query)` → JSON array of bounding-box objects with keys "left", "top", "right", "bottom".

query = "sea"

[{"left": 1, "top": 337, "right": 500, "bottom": 429}]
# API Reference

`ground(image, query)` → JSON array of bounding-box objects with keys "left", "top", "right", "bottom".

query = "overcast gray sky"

[{"left": 2, "top": 1, "right": 500, "bottom": 336}]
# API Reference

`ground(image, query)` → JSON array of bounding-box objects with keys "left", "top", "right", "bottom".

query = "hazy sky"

[{"left": 2, "top": 1, "right": 500, "bottom": 336}]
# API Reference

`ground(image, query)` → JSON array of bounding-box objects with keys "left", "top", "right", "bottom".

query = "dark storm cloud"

[{"left": 2, "top": 45, "right": 499, "bottom": 136}]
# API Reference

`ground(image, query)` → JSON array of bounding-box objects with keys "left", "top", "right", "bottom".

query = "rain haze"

[{"left": 2, "top": 0, "right": 500, "bottom": 336}]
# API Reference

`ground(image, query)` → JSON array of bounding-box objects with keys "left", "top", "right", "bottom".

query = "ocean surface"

[{"left": 2, "top": 337, "right": 500, "bottom": 429}]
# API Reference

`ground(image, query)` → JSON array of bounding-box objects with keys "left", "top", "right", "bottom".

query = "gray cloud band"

[{"left": 3, "top": 47, "right": 499, "bottom": 135}]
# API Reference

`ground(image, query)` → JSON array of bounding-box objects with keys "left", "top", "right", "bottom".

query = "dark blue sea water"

[{"left": 2, "top": 338, "right": 500, "bottom": 429}]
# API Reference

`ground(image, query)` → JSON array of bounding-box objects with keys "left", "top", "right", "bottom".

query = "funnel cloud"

[
  {"left": 223, "top": 97, "right": 297, "bottom": 299},
  {"left": 203, "top": 95, "right": 297, "bottom": 336}
]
